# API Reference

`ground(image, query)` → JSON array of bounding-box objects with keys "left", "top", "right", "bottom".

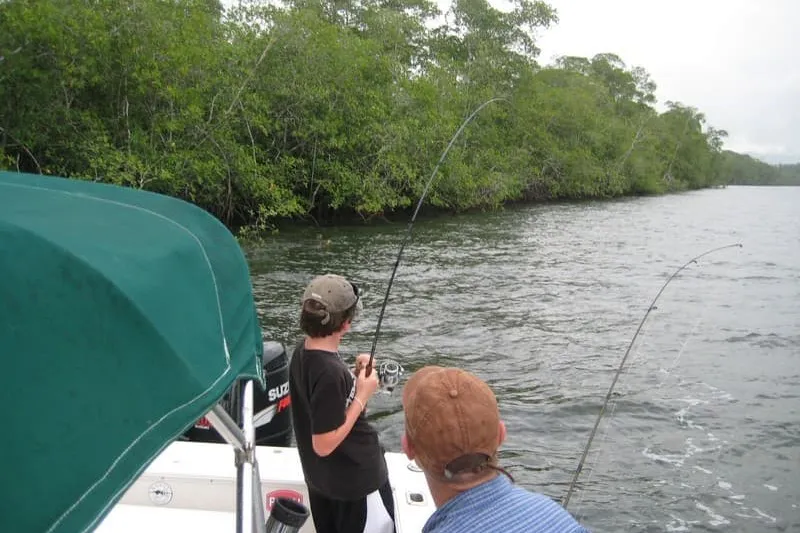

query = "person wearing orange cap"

[
  {"left": 289, "top": 274, "right": 395, "bottom": 533},
  {"left": 402, "top": 366, "right": 590, "bottom": 532}
]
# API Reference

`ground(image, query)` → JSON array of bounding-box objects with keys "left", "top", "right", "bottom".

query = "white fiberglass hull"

[{"left": 95, "top": 441, "right": 435, "bottom": 533}]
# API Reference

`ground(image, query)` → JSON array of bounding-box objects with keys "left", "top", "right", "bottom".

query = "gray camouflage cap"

[{"left": 302, "top": 274, "right": 361, "bottom": 323}]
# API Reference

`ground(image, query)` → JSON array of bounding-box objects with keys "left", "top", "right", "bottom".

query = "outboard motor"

[
  {"left": 265, "top": 497, "right": 309, "bottom": 533},
  {"left": 252, "top": 341, "right": 293, "bottom": 446},
  {"left": 182, "top": 341, "right": 292, "bottom": 446}
]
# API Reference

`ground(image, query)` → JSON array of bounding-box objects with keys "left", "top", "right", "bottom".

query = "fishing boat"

[{"left": 0, "top": 170, "right": 435, "bottom": 533}]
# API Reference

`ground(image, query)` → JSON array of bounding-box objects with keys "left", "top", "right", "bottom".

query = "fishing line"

[
  {"left": 613, "top": 305, "right": 723, "bottom": 533},
  {"left": 570, "top": 318, "right": 656, "bottom": 514},
  {"left": 656, "top": 304, "right": 709, "bottom": 391},
  {"left": 562, "top": 242, "right": 743, "bottom": 508},
  {"left": 187, "top": 34, "right": 277, "bottom": 165},
  {"left": 365, "top": 96, "right": 508, "bottom": 376},
  {"left": 599, "top": 305, "right": 718, "bottom": 533},
  {"left": 571, "top": 306, "right": 707, "bottom": 516}
]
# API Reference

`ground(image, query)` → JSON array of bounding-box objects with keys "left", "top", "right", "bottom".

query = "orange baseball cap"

[{"left": 403, "top": 366, "right": 501, "bottom": 481}]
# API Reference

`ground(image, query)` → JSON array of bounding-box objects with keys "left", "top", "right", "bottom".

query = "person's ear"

[
  {"left": 401, "top": 432, "right": 415, "bottom": 461},
  {"left": 497, "top": 421, "right": 507, "bottom": 447}
]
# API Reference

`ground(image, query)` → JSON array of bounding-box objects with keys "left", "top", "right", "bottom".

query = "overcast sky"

[{"left": 529, "top": 0, "right": 800, "bottom": 164}]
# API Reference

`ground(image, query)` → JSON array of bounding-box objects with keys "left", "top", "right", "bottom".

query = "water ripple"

[{"left": 248, "top": 186, "right": 800, "bottom": 533}]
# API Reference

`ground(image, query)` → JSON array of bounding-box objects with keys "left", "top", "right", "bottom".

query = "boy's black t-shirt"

[{"left": 289, "top": 341, "right": 388, "bottom": 500}]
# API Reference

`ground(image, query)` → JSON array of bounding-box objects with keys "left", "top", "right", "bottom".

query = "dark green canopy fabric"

[{"left": 0, "top": 171, "right": 264, "bottom": 533}]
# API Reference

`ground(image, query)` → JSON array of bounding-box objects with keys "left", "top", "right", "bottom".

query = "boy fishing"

[{"left": 289, "top": 274, "right": 395, "bottom": 533}]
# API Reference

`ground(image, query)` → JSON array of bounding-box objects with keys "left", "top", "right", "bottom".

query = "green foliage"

[
  {"left": 1, "top": 0, "right": 780, "bottom": 232},
  {"left": 776, "top": 164, "right": 800, "bottom": 185},
  {"left": 717, "top": 152, "right": 800, "bottom": 186}
]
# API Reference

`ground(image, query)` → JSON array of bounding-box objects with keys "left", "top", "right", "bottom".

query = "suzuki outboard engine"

[{"left": 182, "top": 341, "right": 292, "bottom": 446}]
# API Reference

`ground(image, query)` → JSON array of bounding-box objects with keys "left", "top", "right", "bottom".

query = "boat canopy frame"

[{"left": 207, "top": 381, "right": 268, "bottom": 533}]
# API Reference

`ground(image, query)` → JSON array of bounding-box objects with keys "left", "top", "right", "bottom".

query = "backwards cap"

[
  {"left": 301, "top": 274, "right": 360, "bottom": 324},
  {"left": 403, "top": 366, "right": 501, "bottom": 481}
]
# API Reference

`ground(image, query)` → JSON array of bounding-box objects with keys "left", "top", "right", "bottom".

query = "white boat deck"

[{"left": 96, "top": 441, "right": 435, "bottom": 533}]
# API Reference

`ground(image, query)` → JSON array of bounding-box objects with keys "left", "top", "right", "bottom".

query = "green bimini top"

[{"left": 0, "top": 171, "right": 264, "bottom": 533}]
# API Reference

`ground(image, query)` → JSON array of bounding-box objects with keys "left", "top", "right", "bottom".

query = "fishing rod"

[
  {"left": 365, "top": 96, "right": 507, "bottom": 378},
  {"left": 561, "top": 242, "right": 743, "bottom": 508}
]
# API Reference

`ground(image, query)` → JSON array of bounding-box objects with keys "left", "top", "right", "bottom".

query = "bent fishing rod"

[
  {"left": 561, "top": 242, "right": 743, "bottom": 508},
  {"left": 365, "top": 97, "right": 507, "bottom": 377}
]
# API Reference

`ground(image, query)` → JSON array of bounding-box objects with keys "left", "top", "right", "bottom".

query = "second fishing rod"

[{"left": 561, "top": 242, "right": 744, "bottom": 508}]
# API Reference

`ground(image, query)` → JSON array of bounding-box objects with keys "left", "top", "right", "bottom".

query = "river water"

[{"left": 246, "top": 186, "right": 799, "bottom": 532}]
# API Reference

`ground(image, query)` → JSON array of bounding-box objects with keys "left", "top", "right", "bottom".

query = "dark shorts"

[{"left": 308, "top": 480, "right": 396, "bottom": 533}]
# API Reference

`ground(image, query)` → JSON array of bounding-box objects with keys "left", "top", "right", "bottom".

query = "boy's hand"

[
  {"left": 355, "top": 364, "right": 379, "bottom": 403},
  {"left": 354, "top": 353, "right": 372, "bottom": 373}
]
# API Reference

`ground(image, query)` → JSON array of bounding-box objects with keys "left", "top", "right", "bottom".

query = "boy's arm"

[
  {"left": 310, "top": 365, "right": 378, "bottom": 457},
  {"left": 312, "top": 394, "right": 367, "bottom": 457}
]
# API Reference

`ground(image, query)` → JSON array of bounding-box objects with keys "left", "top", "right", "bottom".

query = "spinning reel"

[{"left": 376, "top": 359, "right": 404, "bottom": 393}]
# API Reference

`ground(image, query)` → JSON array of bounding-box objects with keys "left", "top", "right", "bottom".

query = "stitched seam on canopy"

[{"left": 0, "top": 181, "right": 239, "bottom": 533}]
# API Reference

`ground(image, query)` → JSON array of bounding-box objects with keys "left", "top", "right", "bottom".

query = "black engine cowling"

[{"left": 182, "top": 341, "right": 292, "bottom": 446}]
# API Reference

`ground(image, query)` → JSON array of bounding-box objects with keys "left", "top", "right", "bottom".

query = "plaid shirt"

[{"left": 422, "top": 475, "right": 590, "bottom": 533}]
